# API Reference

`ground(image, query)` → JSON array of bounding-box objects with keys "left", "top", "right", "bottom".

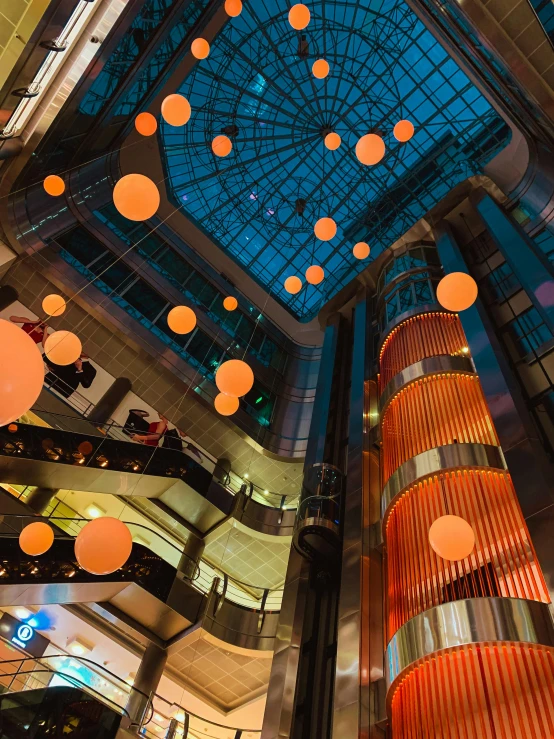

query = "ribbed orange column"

[
  {"left": 381, "top": 374, "right": 499, "bottom": 484},
  {"left": 385, "top": 469, "right": 549, "bottom": 639},
  {"left": 391, "top": 644, "right": 554, "bottom": 738},
  {"left": 379, "top": 313, "right": 467, "bottom": 391}
]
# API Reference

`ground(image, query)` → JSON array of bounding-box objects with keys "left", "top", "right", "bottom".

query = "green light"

[{"left": 255, "top": 396, "right": 263, "bottom": 404}]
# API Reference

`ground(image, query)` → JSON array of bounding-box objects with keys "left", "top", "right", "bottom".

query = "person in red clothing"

[
  {"left": 10, "top": 315, "right": 49, "bottom": 347},
  {"left": 131, "top": 414, "right": 169, "bottom": 446}
]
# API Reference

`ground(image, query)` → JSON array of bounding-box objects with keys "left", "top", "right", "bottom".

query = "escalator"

[{"left": 0, "top": 686, "right": 122, "bottom": 739}]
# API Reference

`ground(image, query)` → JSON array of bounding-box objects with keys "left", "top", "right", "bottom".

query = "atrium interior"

[{"left": 0, "top": 0, "right": 554, "bottom": 737}]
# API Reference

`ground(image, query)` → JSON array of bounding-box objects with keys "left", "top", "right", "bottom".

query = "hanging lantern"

[
  {"left": 225, "top": 0, "right": 243, "bottom": 16},
  {"left": 353, "top": 242, "right": 370, "bottom": 259},
  {"left": 215, "top": 359, "right": 254, "bottom": 398},
  {"left": 75, "top": 518, "right": 133, "bottom": 575},
  {"left": 42, "top": 294, "right": 66, "bottom": 317},
  {"left": 436, "top": 272, "right": 478, "bottom": 312},
  {"left": 44, "top": 331, "right": 82, "bottom": 366},
  {"left": 161, "top": 95, "right": 191, "bottom": 127},
  {"left": 212, "top": 135, "right": 232, "bottom": 157},
  {"left": 223, "top": 296, "right": 238, "bottom": 311},
  {"left": 289, "top": 4, "right": 310, "bottom": 30},
  {"left": 305, "top": 265, "right": 324, "bottom": 285},
  {"left": 135, "top": 112, "right": 157, "bottom": 136},
  {"left": 0, "top": 321, "right": 44, "bottom": 426},
  {"left": 113, "top": 174, "right": 160, "bottom": 222},
  {"left": 43, "top": 175, "right": 65, "bottom": 196},
  {"left": 167, "top": 306, "right": 197, "bottom": 334},
  {"left": 324, "top": 132, "right": 341, "bottom": 151},
  {"left": 314, "top": 217, "right": 337, "bottom": 241},
  {"left": 312, "top": 59, "right": 329, "bottom": 79},
  {"left": 214, "top": 393, "right": 240, "bottom": 416},
  {"left": 356, "top": 134, "right": 385, "bottom": 165},
  {"left": 429, "top": 515, "right": 475, "bottom": 561},
  {"left": 19, "top": 522, "right": 54, "bottom": 556},
  {"left": 191, "top": 38, "right": 210, "bottom": 59},
  {"left": 284, "top": 276, "right": 302, "bottom": 294},
  {"left": 393, "top": 119, "right": 414, "bottom": 143}
]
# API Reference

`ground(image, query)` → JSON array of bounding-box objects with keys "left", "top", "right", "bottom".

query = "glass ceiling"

[{"left": 161, "top": 0, "right": 510, "bottom": 321}]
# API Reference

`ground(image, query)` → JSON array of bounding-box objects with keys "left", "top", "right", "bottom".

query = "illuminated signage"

[{"left": 0, "top": 613, "right": 49, "bottom": 658}]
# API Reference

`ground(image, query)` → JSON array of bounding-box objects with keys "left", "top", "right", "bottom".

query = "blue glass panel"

[{"left": 161, "top": 0, "right": 510, "bottom": 319}]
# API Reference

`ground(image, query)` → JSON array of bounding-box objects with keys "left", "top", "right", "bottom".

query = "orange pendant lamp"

[
  {"left": 191, "top": 38, "right": 210, "bottom": 59},
  {"left": 215, "top": 359, "right": 254, "bottom": 398},
  {"left": 356, "top": 134, "right": 385, "bottom": 165},
  {"left": 75, "top": 518, "right": 133, "bottom": 575},
  {"left": 161, "top": 95, "right": 191, "bottom": 126},
  {"left": 314, "top": 217, "right": 337, "bottom": 241},
  {"left": 113, "top": 174, "right": 160, "bottom": 222},
  {"left": 0, "top": 320, "right": 44, "bottom": 425},
  {"left": 223, "top": 296, "right": 238, "bottom": 311},
  {"left": 353, "top": 242, "right": 370, "bottom": 259},
  {"left": 312, "top": 60, "right": 329, "bottom": 79},
  {"left": 19, "top": 522, "right": 54, "bottom": 556},
  {"left": 393, "top": 119, "right": 414, "bottom": 142},
  {"left": 43, "top": 175, "right": 65, "bottom": 196},
  {"left": 429, "top": 515, "right": 475, "bottom": 561},
  {"left": 436, "top": 272, "right": 478, "bottom": 312},
  {"left": 289, "top": 4, "right": 310, "bottom": 30},
  {"left": 214, "top": 393, "right": 240, "bottom": 416},
  {"left": 225, "top": 0, "right": 243, "bottom": 16},
  {"left": 42, "top": 294, "right": 66, "bottom": 317},
  {"left": 284, "top": 276, "right": 302, "bottom": 294},
  {"left": 306, "top": 265, "right": 324, "bottom": 285},
  {"left": 324, "top": 132, "right": 341, "bottom": 151},
  {"left": 44, "top": 331, "right": 82, "bottom": 366},
  {"left": 167, "top": 306, "right": 197, "bottom": 334},
  {"left": 212, "top": 135, "right": 233, "bottom": 157},
  {"left": 135, "top": 112, "right": 158, "bottom": 136}
]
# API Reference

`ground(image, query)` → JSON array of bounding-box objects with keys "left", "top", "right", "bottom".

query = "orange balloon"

[
  {"left": 429, "top": 515, "right": 475, "bottom": 561},
  {"left": 167, "top": 306, "right": 197, "bottom": 334},
  {"left": 212, "top": 135, "right": 232, "bottom": 157},
  {"left": 223, "top": 296, "right": 238, "bottom": 311},
  {"left": 19, "top": 522, "right": 54, "bottom": 556},
  {"left": 215, "top": 359, "right": 254, "bottom": 398},
  {"left": 214, "top": 393, "right": 240, "bottom": 416},
  {"left": 393, "top": 119, "right": 414, "bottom": 142},
  {"left": 42, "top": 294, "right": 66, "bottom": 317},
  {"left": 353, "top": 242, "right": 370, "bottom": 259},
  {"left": 0, "top": 321, "right": 44, "bottom": 425},
  {"left": 289, "top": 3, "right": 310, "bottom": 29},
  {"left": 324, "top": 132, "right": 341, "bottom": 151},
  {"left": 44, "top": 331, "right": 82, "bottom": 366},
  {"left": 75, "top": 518, "right": 133, "bottom": 575},
  {"left": 113, "top": 174, "right": 160, "bottom": 222},
  {"left": 161, "top": 94, "right": 191, "bottom": 127},
  {"left": 312, "top": 59, "right": 329, "bottom": 79},
  {"left": 191, "top": 38, "right": 210, "bottom": 59},
  {"left": 314, "top": 217, "right": 337, "bottom": 241},
  {"left": 306, "top": 265, "right": 324, "bottom": 285},
  {"left": 436, "top": 272, "right": 478, "bottom": 312},
  {"left": 225, "top": 0, "right": 242, "bottom": 16},
  {"left": 356, "top": 134, "right": 385, "bottom": 165},
  {"left": 43, "top": 175, "right": 65, "bottom": 196},
  {"left": 284, "top": 276, "right": 302, "bottom": 294},
  {"left": 135, "top": 112, "right": 157, "bottom": 136}
]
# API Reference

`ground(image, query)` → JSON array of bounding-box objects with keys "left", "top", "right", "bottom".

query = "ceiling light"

[
  {"left": 67, "top": 637, "right": 93, "bottom": 656},
  {"left": 174, "top": 711, "right": 185, "bottom": 723},
  {"left": 15, "top": 607, "right": 31, "bottom": 621},
  {"left": 244, "top": 473, "right": 249, "bottom": 479},
  {"left": 85, "top": 503, "right": 106, "bottom": 519}
]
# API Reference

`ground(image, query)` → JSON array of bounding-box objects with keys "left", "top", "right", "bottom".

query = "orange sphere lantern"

[
  {"left": 429, "top": 515, "right": 475, "bottom": 561},
  {"left": 289, "top": 3, "right": 310, "bottom": 30},
  {"left": 306, "top": 265, "right": 324, "bottom": 285},
  {"left": 19, "top": 522, "right": 54, "bottom": 556},
  {"left": 284, "top": 276, "right": 302, "bottom": 294},
  {"left": 324, "top": 132, "right": 341, "bottom": 151},
  {"left": 75, "top": 518, "right": 133, "bottom": 575},
  {"left": 214, "top": 393, "right": 240, "bottom": 416},
  {"left": 43, "top": 175, "right": 65, "bottom": 197},
  {"left": 223, "top": 296, "right": 238, "bottom": 311},
  {"left": 0, "top": 320, "right": 44, "bottom": 425},
  {"left": 353, "top": 242, "right": 370, "bottom": 259},
  {"left": 113, "top": 174, "right": 160, "bottom": 222},
  {"left": 212, "top": 135, "right": 232, "bottom": 157},
  {"left": 42, "top": 294, "right": 66, "bottom": 317},
  {"left": 44, "top": 331, "right": 82, "bottom": 366},
  {"left": 356, "top": 134, "right": 385, "bottom": 165},
  {"left": 436, "top": 272, "right": 478, "bottom": 312},
  {"left": 314, "top": 217, "right": 337, "bottom": 241},
  {"left": 135, "top": 112, "right": 157, "bottom": 136},
  {"left": 312, "top": 59, "right": 329, "bottom": 79},
  {"left": 191, "top": 38, "right": 210, "bottom": 59},
  {"left": 215, "top": 359, "right": 254, "bottom": 398},
  {"left": 393, "top": 119, "right": 415, "bottom": 142},
  {"left": 167, "top": 306, "right": 197, "bottom": 334},
  {"left": 225, "top": 0, "right": 243, "bottom": 16},
  {"left": 161, "top": 94, "right": 191, "bottom": 127}
]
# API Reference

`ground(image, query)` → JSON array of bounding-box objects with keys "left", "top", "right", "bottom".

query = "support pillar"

[
  {"left": 88, "top": 377, "right": 132, "bottom": 424},
  {"left": 26, "top": 487, "right": 59, "bottom": 514},
  {"left": 125, "top": 643, "right": 167, "bottom": 732},
  {"left": 178, "top": 534, "right": 204, "bottom": 580}
]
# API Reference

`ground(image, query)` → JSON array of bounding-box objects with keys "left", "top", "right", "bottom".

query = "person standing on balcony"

[
  {"left": 131, "top": 414, "right": 169, "bottom": 446},
  {"left": 44, "top": 353, "right": 97, "bottom": 399},
  {"left": 9, "top": 315, "right": 49, "bottom": 348}
]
